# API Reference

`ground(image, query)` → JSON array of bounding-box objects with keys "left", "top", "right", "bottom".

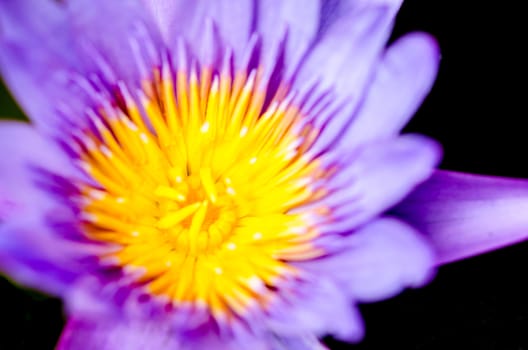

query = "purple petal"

[
  {"left": 393, "top": 170, "right": 528, "bottom": 264},
  {"left": 57, "top": 317, "right": 180, "bottom": 350},
  {"left": 316, "top": 134, "right": 441, "bottom": 232},
  {"left": 0, "top": 121, "right": 75, "bottom": 222},
  {"left": 339, "top": 32, "right": 441, "bottom": 149},
  {"left": 293, "top": 1, "right": 402, "bottom": 155},
  {"left": 267, "top": 278, "right": 364, "bottom": 342},
  {"left": 66, "top": 0, "right": 162, "bottom": 82},
  {"left": 295, "top": 1, "right": 401, "bottom": 94},
  {"left": 57, "top": 315, "right": 273, "bottom": 350},
  {"left": 299, "top": 217, "right": 435, "bottom": 302},
  {"left": 0, "top": 0, "right": 82, "bottom": 134},
  {"left": 0, "top": 122, "right": 95, "bottom": 295},
  {"left": 256, "top": 0, "right": 320, "bottom": 75},
  {"left": 143, "top": 0, "right": 254, "bottom": 67}
]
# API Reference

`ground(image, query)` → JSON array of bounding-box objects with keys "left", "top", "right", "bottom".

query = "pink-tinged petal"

[
  {"left": 299, "top": 218, "right": 435, "bottom": 302},
  {"left": 340, "top": 32, "right": 441, "bottom": 149},
  {"left": 0, "top": 0, "right": 83, "bottom": 133},
  {"left": 393, "top": 170, "right": 528, "bottom": 264},
  {"left": 256, "top": 0, "right": 320, "bottom": 75},
  {"left": 317, "top": 134, "right": 441, "bottom": 232}
]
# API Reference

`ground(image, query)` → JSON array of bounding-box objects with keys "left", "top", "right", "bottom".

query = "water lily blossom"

[{"left": 0, "top": 0, "right": 494, "bottom": 348}]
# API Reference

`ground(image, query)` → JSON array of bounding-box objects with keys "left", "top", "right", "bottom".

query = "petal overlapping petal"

[{"left": 298, "top": 217, "right": 434, "bottom": 303}]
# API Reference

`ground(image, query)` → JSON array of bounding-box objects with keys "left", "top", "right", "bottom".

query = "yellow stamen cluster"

[{"left": 77, "top": 64, "right": 328, "bottom": 320}]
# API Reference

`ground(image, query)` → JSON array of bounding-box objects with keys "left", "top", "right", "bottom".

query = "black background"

[{"left": 1, "top": 1, "right": 527, "bottom": 348}]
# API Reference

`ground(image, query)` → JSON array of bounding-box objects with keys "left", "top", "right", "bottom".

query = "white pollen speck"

[
  {"left": 226, "top": 242, "right": 237, "bottom": 250},
  {"left": 226, "top": 187, "right": 236, "bottom": 196},
  {"left": 140, "top": 133, "right": 149, "bottom": 143},
  {"left": 249, "top": 157, "right": 257, "bottom": 165},
  {"left": 85, "top": 137, "right": 96, "bottom": 150},
  {"left": 165, "top": 260, "right": 172, "bottom": 267},
  {"left": 88, "top": 190, "right": 106, "bottom": 200},
  {"left": 175, "top": 176, "right": 183, "bottom": 183},
  {"left": 214, "top": 267, "right": 223, "bottom": 275},
  {"left": 100, "top": 145, "right": 113, "bottom": 157},
  {"left": 253, "top": 232, "right": 262, "bottom": 240},
  {"left": 200, "top": 121, "right": 210, "bottom": 133},
  {"left": 80, "top": 212, "right": 97, "bottom": 222},
  {"left": 239, "top": 126, "right": 248, "bottom": 137},
  {"left": 123, "top": 117, "right": 139, "bottom": 131},
  {"left": 195, "top": 300, "right": 207, "bottom": 309},
  {"left": 247, "top": 276, "right": 264, "bottom": 291},
  {"left": 116, "top": 197, "right": 125, "bottom": 204},
  {"left": 131, "top": 231, "right": 140, "bottom": 237}
]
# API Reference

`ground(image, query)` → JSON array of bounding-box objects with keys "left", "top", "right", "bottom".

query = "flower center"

[{"left": 75, "top": 64, "right": 329, "bottom": 320}]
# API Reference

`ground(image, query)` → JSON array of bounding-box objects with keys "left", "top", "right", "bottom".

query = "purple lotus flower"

[{"left": 4, "top": 0, "right": 520, "bottom": 348}]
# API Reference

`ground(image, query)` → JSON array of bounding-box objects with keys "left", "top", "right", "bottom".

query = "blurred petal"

[
  {"left": 0, "top": 122, "right": 97, "bottom": 295},
  {"left": 66, "top": 0, "right": 162, "bottom": 82},
  {"left": 340, "top": 32, "right": 441, "bottom": 148},
  {"left": 318, "top": 134, "right": 441, "bottom": 232},
  {"left": 299, "top": 217, "right": 435, "bottom": 302},
  {"left": 0, "top": 0, "right": 81, "bottom": 133},
  {"left": 57, "top": 315, "right": 272, "bottom": 350},
  {"left": 57, "top": 317, "right": 179, "bottom": 350},
  {"left": 0, "top": 121, "right": 74, "bottom": 222},
  {"left": 393, "top": 171, "right": 528, "bottom": 264},
  {"left": 267, "top": 278, "right": 364, "bottom": 342}
]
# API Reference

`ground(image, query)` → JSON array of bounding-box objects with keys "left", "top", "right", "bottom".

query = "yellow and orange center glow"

[{"left": 76, "top": 64, "right": 329, "bottom": 320}]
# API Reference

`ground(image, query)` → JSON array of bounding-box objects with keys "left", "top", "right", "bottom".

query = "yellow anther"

[
  {"left": 158, "top": 202, "right": 201, "bottom": 229},
  {"left": 154, "top": 186, "right": 186, "bottom": 202},
  {"left": 199, "top": 168, "right": 218, "bottom": 204}
]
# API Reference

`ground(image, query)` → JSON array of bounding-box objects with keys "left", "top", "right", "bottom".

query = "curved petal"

[
  {"left": 0, "top": 122, "right": 96, "bottom": 295},
  {"left": 293, "top": 1, "right": 403, "bottom": 155},
  {"left": 339, "top": 32, "right": 441, "bottom": 149},
  {"left": 0, "top": 0, "right": 83, "bottom": 134},
  {"left": 393, "top": 170, "right": 528, "bottom": 264},
  {"left": 298, "top": 217, "right": 435, "bottom": 302},
  {"left": 0, "top": 121, "right": 75, "bottom": 222},
  {"left": 267, "top": 278, "right": 364, "bottom": 342},
  {"left": 315, "top": 134, "right": 441, "bottom": 233},
  {"left": 0, "top": 0, "right": 161, "bottom": 134}
]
